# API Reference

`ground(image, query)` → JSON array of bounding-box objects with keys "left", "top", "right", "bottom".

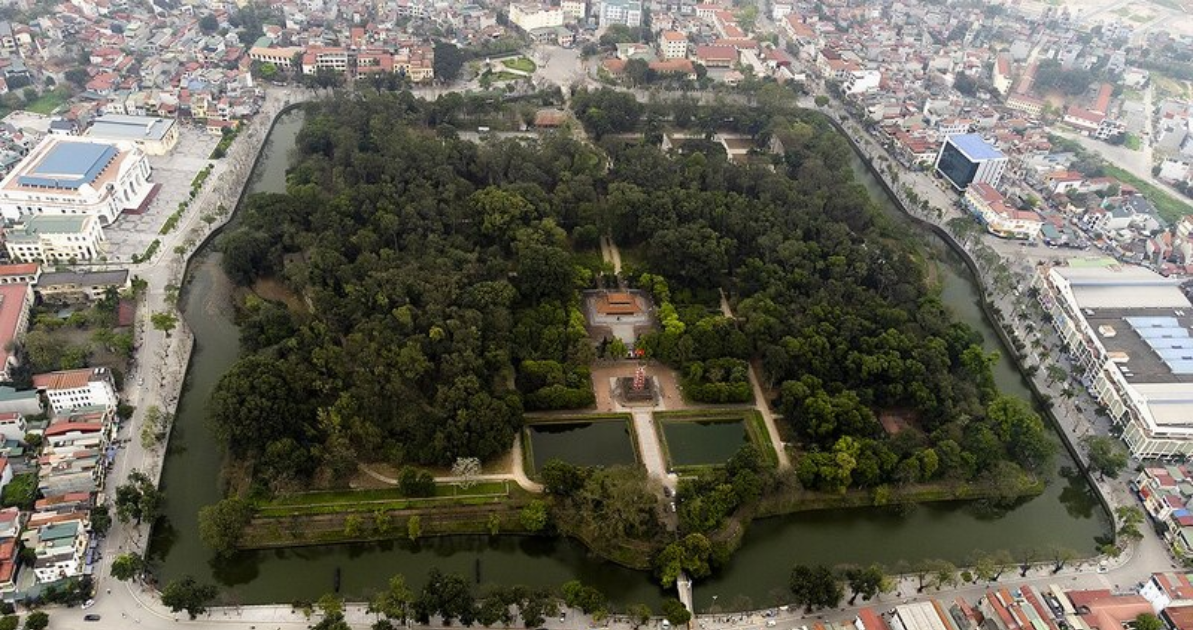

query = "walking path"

[
  {"left": 356, "top": 435, "right": 543, "bottom": 493},
  {"left": 630, "top": 409, "right": 672, "bottom": 489},
  {"left": 719, "top": 290, "right": 791, "bottom": 470}
]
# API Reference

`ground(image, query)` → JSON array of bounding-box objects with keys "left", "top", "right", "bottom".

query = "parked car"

[{"left": 84, "top": 615, "right": 101, "bottom": 622}]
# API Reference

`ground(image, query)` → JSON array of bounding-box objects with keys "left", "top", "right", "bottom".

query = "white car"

[{"left": 82, "top": 599, "right": 95, "bottom": 610}]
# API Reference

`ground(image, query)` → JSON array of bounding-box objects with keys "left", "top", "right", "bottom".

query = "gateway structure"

[
  {"left": 0, "top": 136, "right": 153, "bottom": 225},
  {"left": 1036, "top": 261, "right": 1193, "bottom": 459}
]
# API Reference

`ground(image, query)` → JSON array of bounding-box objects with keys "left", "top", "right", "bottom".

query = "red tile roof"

[
  {"left": 44, "top": 422, "right": 102, "bottom": 437},
  {"left": 33, "top": 369, "right": 95, "bottom": 390},
  {"left": 0, "top": 264, "right": 38, "bottom": 277},
  {"left": 0, "top": 284, "right": 29, "bottom": 371}
]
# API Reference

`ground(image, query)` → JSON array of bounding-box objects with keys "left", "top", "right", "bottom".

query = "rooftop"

[
  {"left": 18, "top": 142, "right": 118, "bottom": 190},
  {"left": 1082, "top": 307, "right": 1193, "bottom": 384},
  {"left": 6, "top": 215, "right": 95, "bottom": 242},
  {"left": 947, "top": 133, "right": 1004, "bottom": 161},
  {"left": 86, "top": 114, "right": 175, "bottom": 143},
  {"left": 0, "top": 284, "right": 29, "bottom": 371},
  {"left": 38, "top": 269, "right": 130, "bottom": 287},
  {"left": 32, "top": 367, "right": 109, "bottom": 391}
]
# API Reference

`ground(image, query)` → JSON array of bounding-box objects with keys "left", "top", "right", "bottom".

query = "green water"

[
  {"left": 660, "top": 420, "right": 748, "bottom": 467},
  {"left": 528, "top": 421, "right": 637, "bottom": 472}
]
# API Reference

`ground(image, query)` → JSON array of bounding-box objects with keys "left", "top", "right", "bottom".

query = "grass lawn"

[
  {"left": 24, "top": 89, "right": 70, "bottom": 115},
  {"left": 263, "top": 481, "right": 511, "bottom": 507},
  {"left": 1124, "top": 135, "right": 1142, "bottom": 151},
  {"left": 491, "top": 71, "right": 526, "bottom": 82},
  {"left": 502, "top": 57, "right": 537, "bottom": 73}
]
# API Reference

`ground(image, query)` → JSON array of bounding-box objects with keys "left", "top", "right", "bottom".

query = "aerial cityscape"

[{"left": 0, "top": 0, "right": 1186, "bottom": 628}]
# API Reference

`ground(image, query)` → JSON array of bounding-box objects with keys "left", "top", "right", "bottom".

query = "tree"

[
  {"left": 520, "top": 500, "right": 549, "bottom": 532},
  {"left": 160, "top": 576, "right": 218, "bottom": 619},
  {"left": 115, "top": 470, "right": 163, "bottom": 524},
  {"left": 64, "top": 68, "right": 90, "bottom": 88},
  {"left": 433, "top": 41, "right": 466, "bottom": 81},
  {"left": 413, "top": 569, "right": 475, "bottom": 625},
  {"left": 628, "top": 604, "right": 652, "bottom": 629},
  {"left": 111, "top": 552, "right": 145, "bottom": 581},
  {"left": 540, "top": 459, "right": 588, "bottom": 496},
  {"left": 396, "top": 466, "right": 436, "bottom": 497},
  {"left": 452, "top": 457, "right": 482, "bottom": 489},
  {"left": 1116, "top": 505, "right": 1145, "bottom": 542},
  {"left": 21, "top": 613, "right": 46, "bottom": 630},
  {"left": 789, "top": 564, "right": 843, "bottom": 612},
  {"left": 370, "top": 574, "right": 412, "bottom": 625},
  {"left": 0, "top": 616, "right": 16, "bottom": 630},
  {"left": 0, "top": 473, "right": 36, "bottom": 510},
  {"left": 1049, "top": 545, "right": 1077, "bottom": 573},
  {"left": 1082, "top": 435, "right": 1128, "bottom": 479},
  {"left": 844, "top": 564, "right": 886, "bottom": 604},
  {"left": 662, "top": 599, "right": 691, "bottom": 627},
  {"left": 199, "top": 13, "right": 219, "bottom": 34},
  {"left": 407, "top": 515, "right": 421, "bottom": 541},
  {"left": 198, "top": 497, "right": 253, "bottom": 557},
  {"left": 1133, "top": 614, "right": 1164, "bottom": 630},
  {"left": 151, "top": 311, "right": 178, "bottom": 336},
  {"left": 90, "top": 506, "right": 111, "bottom": 536}
]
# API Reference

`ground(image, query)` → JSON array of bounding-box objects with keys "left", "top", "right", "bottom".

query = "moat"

[{"left": 148, "top": 107, "right": 1107, "bottom": 607}]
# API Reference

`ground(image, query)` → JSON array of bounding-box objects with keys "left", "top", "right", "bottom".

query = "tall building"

[
  {"left": 1036, "top": 261, "right": 1193, "bottom": 459},
  {"left": 507, "top": 3, "right": 564, "bottom": 31},
  {"left": 934, "top": 133, "right": 1007, "bottom": 192},
  {"left": 599, "top": 0, "right": 642, "bottom": 29},
  {"left": 660, "top": 31, "right": 687, "bottom": 59},
  {"left": 0, "top": 136, "right": 153, "bottom": 225}
]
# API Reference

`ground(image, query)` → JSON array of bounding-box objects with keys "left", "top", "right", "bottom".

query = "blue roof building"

[{"left": 935, "top": 134, "right": 1008, "bottom": 192}]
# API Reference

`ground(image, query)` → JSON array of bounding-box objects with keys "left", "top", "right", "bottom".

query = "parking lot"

[{"left": 102, "top": 126, "right": 221, "bottom": 262}]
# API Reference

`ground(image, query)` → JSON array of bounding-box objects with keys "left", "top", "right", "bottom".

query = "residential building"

[
  {"left": 34, "top": 269, "right": 130, "bottom": 303},
  {"left": 1035, "top": 262, "right": 1193, "bottom": 459},
  {"left": 0, "top": 283, "right": 31, "bottom": 382},
  {"left": 1139, "top": 573, "right": 1193, "bottom": 613},
  {"left": 842, "top": 69, "right": 881, "bottom": 96},
  {"left": 962, "top": 183, "right": 1042, "bottom": 240},
  {"left": 0, "top": 508, "right": 19, "bottom": 540},
  {"left": 888, "top": 601, "right": 953, "bottom": 630},
  {"left": 301, "top": 47, "right": 349, "bottom": 75},
  {"left": 993, "top": 53, "right": 1012, "bottom": 95},
  {"left": 4, "top": 214, "right": 106, "bottom": 262},
  {"left": 0, "top": 136, "right": 153, "bottom": 225},
  {"left": 599, "top": 0, "right": 642, "bottom": 29},
  {"left": 85, "top": 114, "right": 179, "bottom": 156},
  {"left": 0, "top": 413, "right": 24, "bottom": 443},
  {"left": 1064, "top": 591, "right": 1155, "bottom": 630},
  {"left": 660, "top": 31, "right": 687, "bottom": 59},
  {"left": 562, "top": 0, "right": 587, "bottom": 21},
  {"left": 0, "top": 387, "right": 41, "bottom": 416},
  {"left": 0, "top": 539, "right": 16, "bottom": 594},
  {"left": 507, "top": 3, "right": 564, "bottom": 32},
  {"left": 32, "top": 367, "right": 119, "bottom": 414},
  {"left": 935, "top": 133, "right": 1008, "bottom": 191},
  {"left": 28, "top": 519, "right": 88, "bottom": 583}
]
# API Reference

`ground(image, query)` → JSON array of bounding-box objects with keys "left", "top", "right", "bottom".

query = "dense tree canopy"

[{"left": 217, "top": 90, "right": 1051, "bottom": 500}]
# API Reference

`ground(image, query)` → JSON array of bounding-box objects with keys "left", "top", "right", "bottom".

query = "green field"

[
  {"left": 502, "top": 57, "right": 537, "bottom": 73},
  {"left": 23, "top": 89, "right": 69, "bottom": 115},
  {"left": 257, "top": 482, "right": 514, "bottom": 517}
]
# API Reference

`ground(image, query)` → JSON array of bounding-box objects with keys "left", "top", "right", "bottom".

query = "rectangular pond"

[
  {"left": 527, "top": 419, "right": 636, "bottom": 472},
  {"left": 660, "top": 418, "right": 748, "bottom": 467}
]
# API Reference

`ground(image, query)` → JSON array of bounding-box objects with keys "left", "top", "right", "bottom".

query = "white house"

[
  {"left": 962, "top": 183, "right": 1042, "bottom": 240},
  {"left": 32, "top": 367, "right": 119, "bottom": 414},
  {"left": 1138, "top": 573, "right": 1193, "bottom": 613},
  {"left": 85, "top": 114, "right": 179, "bottom": 156},
  {"left": 0, "top": 136, "right": 153, "bottom": 226},
  {"left": 842, "top": 69, "right": 881, "bottom": 96},
  {"left": 507, "top": 3, "right": 564, "bottom": 31}
]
